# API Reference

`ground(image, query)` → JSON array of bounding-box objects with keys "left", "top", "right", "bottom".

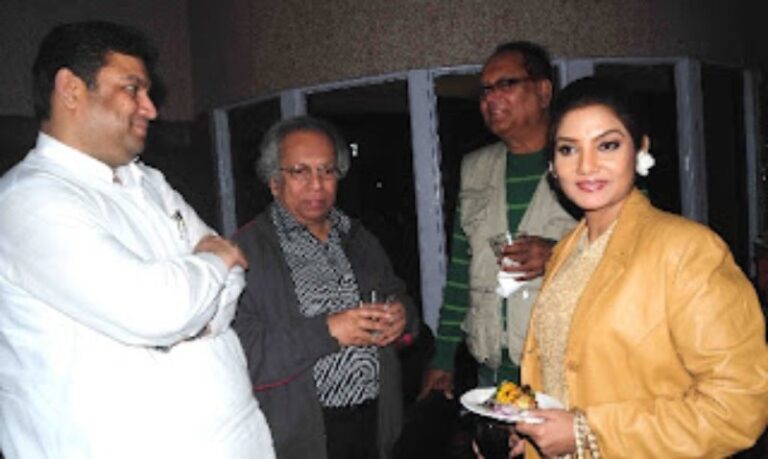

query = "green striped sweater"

[{"left": 433, "top": 149, "right": 547, "bottom": 384}]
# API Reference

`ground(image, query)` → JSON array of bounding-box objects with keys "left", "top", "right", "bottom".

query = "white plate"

[{"left": 460, "top": 387, "right": 563, "bottom": 424}]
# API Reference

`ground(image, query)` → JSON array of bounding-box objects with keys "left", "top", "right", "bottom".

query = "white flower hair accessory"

[{"left": 635, "top": 150, "right": 655, "bottom": 176}]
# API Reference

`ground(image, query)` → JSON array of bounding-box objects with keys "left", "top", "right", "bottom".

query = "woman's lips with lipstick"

[{"left": 576, "top": 180, "right": 607, "bottom": 192}]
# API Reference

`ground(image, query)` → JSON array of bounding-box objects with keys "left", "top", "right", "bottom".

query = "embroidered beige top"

[{"left": 532, "top": 222, "right": 616, "bottom": 406}]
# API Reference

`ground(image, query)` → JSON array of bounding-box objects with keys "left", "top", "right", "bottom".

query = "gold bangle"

[
  {"left": 586, "top": 429, "right": 601, "bottom": 459},
  {"left": 571, "top": 409, "right": 585, "bottom": 459}
]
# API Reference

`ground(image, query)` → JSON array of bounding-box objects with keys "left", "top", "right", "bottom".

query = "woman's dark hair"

[
  {"left": 32, "top": 21, "right": 158, "bottom": 121},
  {"left": 548, "top": 77, "right": 646, "bottom": 160}
]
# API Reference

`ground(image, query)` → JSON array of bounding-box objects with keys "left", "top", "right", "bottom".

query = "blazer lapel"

[{"left": 565, "top": 190, "right": 647, "bottom": 357}]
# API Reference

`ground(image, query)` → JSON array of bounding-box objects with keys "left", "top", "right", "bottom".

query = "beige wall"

[
  {"left": 189, "top": 0, "right": 758, "bottom": 113},
  {"left": 1, "top": 1, "right": 761, "bottom": 118},
  {"left": 0, "top": 1, "right": 193, "bottom": 120}
]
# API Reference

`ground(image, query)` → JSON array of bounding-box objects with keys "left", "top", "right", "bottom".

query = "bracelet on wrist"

[{"left": 570, "top": 408, "right": 600, "bottom": 459}]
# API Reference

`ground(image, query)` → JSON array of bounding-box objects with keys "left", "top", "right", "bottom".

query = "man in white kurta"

[{"left": 0, "top": 21, "right": 274, "bottom": 459}]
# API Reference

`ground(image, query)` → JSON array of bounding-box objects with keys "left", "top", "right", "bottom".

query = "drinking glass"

[
  {"left": 359, "top": 290, "right": 394, "bottom": 336},
  {"left": 488, "top": 231, "right": 526, "bottom": 267},
  {"left": 488, "top": 232, "right": 514, "bottom": 259},
  {"left": 359, "top": 290, "right": 393, "bottom": 309}
]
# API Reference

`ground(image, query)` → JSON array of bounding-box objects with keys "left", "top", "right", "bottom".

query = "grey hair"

[{"left": 256, "top": 116, "right": 351, "bottom": 184}]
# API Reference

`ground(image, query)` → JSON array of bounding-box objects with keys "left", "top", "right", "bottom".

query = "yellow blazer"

[{"left": 522, "top": 189, "right": 768, "bottom": 458}]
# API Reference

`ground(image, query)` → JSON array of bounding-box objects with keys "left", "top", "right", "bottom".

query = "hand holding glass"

[
  {"left": 359, "top": 290, "right": 395, "bottom": 337},
  {"left": 488, "top": 231, "right": 526, "bottom": 268}
]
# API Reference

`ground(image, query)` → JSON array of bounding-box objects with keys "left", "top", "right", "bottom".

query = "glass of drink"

[
  {"left": 488, "top": 232, "right": 513, "bottom": 259},
  {"left": 359, "top": 290, "right": 393, "bottom": 336},
  {"left": 488, "top": 231, "right": 526, "bottom": 267},
  {"left": 359, "top": 290, "right": 392, "bottom": 308}
]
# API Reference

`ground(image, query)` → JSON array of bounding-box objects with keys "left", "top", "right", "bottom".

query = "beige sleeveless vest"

[{"left": 459, "top": 142, "right": 575, "bottom": 368}]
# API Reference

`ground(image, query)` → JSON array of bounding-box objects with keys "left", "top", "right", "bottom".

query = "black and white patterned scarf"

[{"left": 272, "top": 203, "right": 379, "bottom": 407}]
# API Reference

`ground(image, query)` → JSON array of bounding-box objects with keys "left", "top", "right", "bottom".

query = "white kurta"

[{"left": 0, "top": 133, "right": 274, "bottom": 459}]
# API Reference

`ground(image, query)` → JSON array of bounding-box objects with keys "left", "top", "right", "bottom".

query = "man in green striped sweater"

[{"left": 420, "top": 42, "right": 576, "bottom": 398}]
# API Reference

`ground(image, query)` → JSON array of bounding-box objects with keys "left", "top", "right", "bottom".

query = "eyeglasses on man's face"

[
  {"left": 480, "top": 76, "right": 535, "bottom": 99},
  {"left": 279, "top": 164, "right": 340, "bottom": 183}
]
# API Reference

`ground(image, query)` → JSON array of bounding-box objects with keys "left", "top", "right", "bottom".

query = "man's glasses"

[
  {"left": 480, "top": 76, "right": 534, "bottom": 99},
  {"left": 279, "top": 164, "right": 340, "bottom": 183}
]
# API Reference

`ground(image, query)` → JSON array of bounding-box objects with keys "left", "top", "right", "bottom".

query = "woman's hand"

[{"left": 514, "top": 409, "right": 575, "bottom": 457}]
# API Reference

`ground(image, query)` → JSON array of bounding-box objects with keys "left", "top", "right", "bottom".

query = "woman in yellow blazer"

[{"left": 513, "top": 78, "right": 768, "bottom": 458}]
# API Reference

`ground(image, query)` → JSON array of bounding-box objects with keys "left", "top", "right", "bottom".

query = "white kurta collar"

[{"left": 33, "top": 132, "right": 142, "bottom": 187}]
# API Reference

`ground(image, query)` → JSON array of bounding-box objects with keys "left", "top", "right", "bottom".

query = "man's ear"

[
  {"left": 538, "top": 78, "right": 553, "bottom": 109},
  {"left": 53, "top": 68, "right": 86, "bottom": 110},
  {"left": 268, "top": 177, "right": 279, "bottom": 198}
]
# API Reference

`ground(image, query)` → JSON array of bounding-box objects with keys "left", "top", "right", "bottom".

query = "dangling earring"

[
  {"left": 548, "top": 161, "right": 557, "bottom": 179},
  {"left": 635, "top": 150, "right": 655, "bottom": 176}
]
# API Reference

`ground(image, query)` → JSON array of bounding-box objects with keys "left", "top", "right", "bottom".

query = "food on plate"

[{"left": 483, "top": 380, "right": 537, "bottom": 415}]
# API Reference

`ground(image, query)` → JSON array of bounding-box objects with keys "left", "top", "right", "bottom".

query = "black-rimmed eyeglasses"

[
  {"left": 279, "top": 164, "right": 340, "bottom": 183},
  {"left": 480, "top": 77, "right": 535, "bottom": 99}
]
